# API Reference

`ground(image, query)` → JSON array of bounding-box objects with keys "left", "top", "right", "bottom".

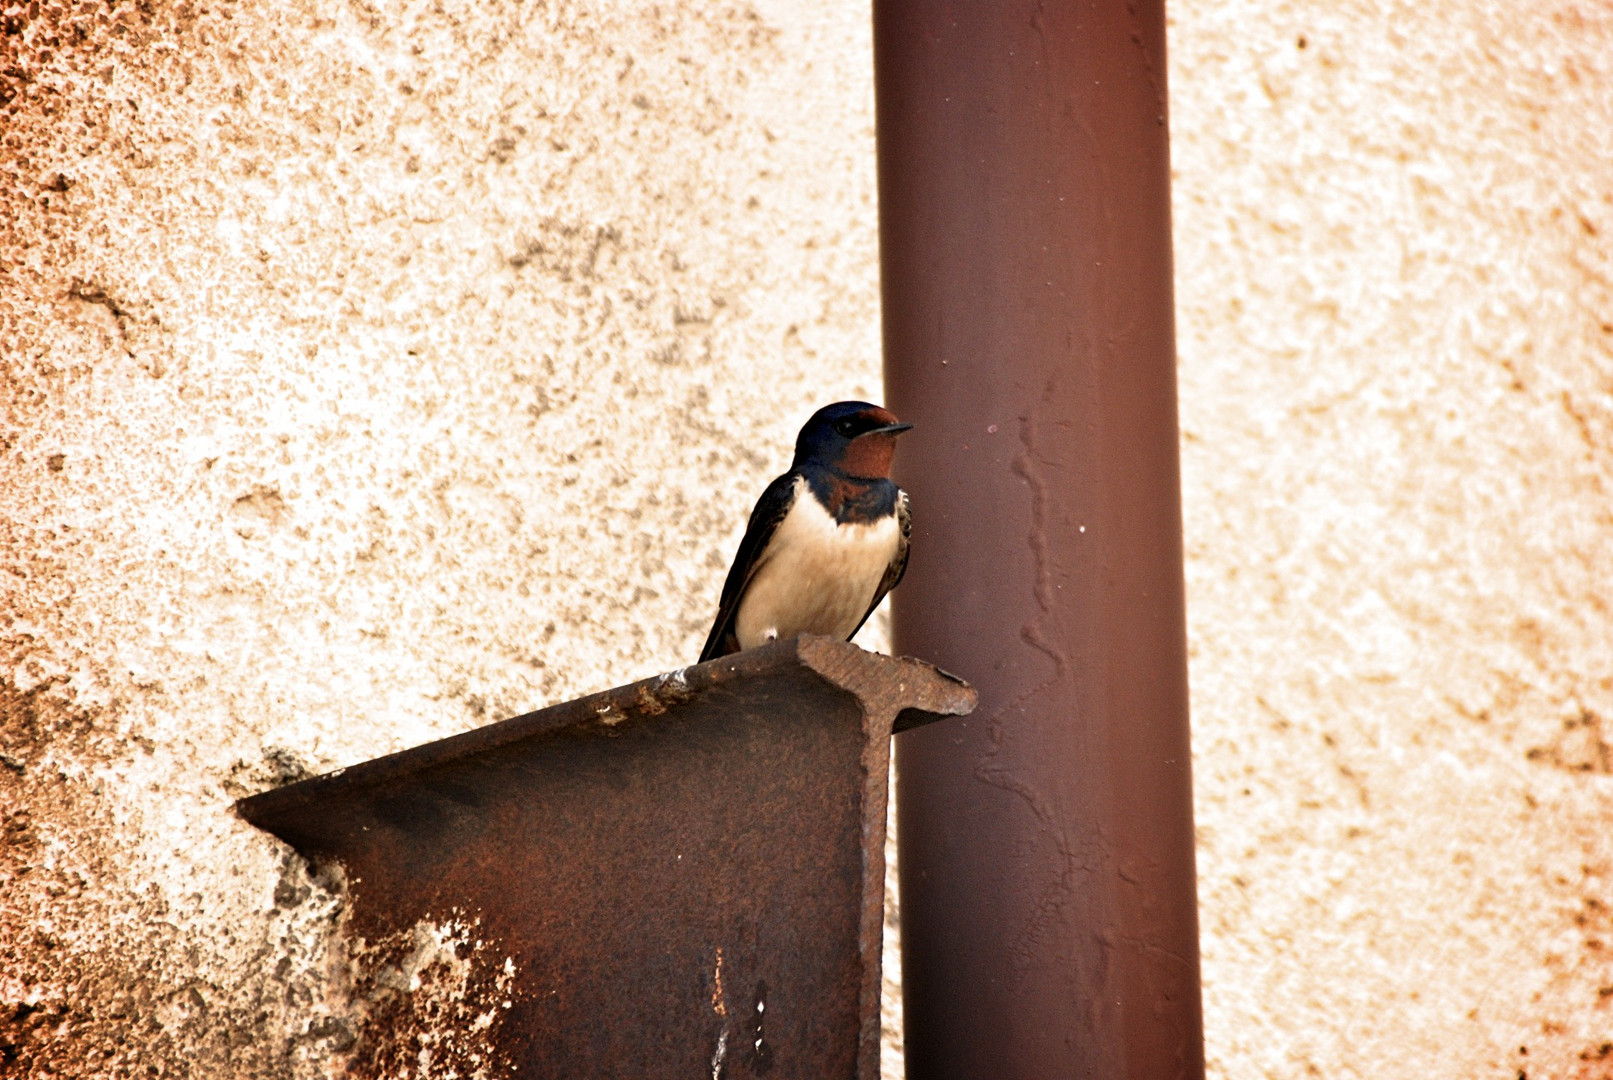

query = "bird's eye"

[{"left": 833, "top": 419, "right": 859, "bottom": 437}]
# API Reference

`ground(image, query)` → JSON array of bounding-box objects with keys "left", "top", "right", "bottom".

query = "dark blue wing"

[{"left": 698, "top": 471, "right": 800, "bottom": 662}]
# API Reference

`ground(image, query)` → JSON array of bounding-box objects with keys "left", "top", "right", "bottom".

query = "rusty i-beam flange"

[{"left": 235, "top": 636, "right": 975, "bottom": 1080}]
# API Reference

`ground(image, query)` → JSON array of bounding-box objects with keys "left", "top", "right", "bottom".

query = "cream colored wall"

[
  {"left": 1172, "top": 2, "right": 1613, "bottom": 1076},
  {"left": 0, "top": 1, "right": 883, "bottom": 1073},
  {"left": 5, "top": 0, "right": 1612, "bottom": 1076}
]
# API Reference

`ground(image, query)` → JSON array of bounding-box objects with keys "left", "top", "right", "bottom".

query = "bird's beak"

[{"left": 865, "top": 421, "right": 914, "bottom": 437}]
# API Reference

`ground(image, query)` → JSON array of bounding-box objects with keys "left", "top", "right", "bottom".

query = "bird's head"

[{"left": 791, "top": 400, "right": 914, "bottom": 479}]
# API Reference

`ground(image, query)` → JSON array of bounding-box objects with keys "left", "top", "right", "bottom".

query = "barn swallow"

[{"left": 698, "top": 401, "right": 913, "bottom": 663}]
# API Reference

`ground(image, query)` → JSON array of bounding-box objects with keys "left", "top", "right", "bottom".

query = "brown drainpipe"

[{"left": 875, "top": 1, "right": 1204, "bottom": 1077}]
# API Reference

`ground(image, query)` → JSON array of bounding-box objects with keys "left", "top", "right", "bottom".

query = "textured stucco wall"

[
  {"left": 0, "top": 0, "right": 887, "bottom": 1074},
  {"left": 1171, "top": 2, "right": 1613, "bottom": 1077},
  {"left": 5, "top": 0, "right": 1613, "bottom": 1077}
]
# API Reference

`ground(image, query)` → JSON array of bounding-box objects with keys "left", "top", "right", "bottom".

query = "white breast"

[{"left": 734, "top": 477, "right": 901, "bottom": 650}]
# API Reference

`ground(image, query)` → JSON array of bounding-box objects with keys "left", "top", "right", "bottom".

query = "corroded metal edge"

[
  {"left": 234, "top": 635, "right": 975, "bottom": 841},
  {"left": 232, "top": 636, "right": 977, "bottom": 1080}
]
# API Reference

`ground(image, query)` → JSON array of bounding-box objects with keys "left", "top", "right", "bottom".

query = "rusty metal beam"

[
  {"left": 235, "top": 637, "right": 973, "bottom": 1079},
  {"left": 874, "top": 2, "right": 1203, "bottom": 1078}
]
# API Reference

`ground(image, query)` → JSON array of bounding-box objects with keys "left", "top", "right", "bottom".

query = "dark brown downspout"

[{"left": 875, "top": 2, "right": 1204, "bottom": 1078}]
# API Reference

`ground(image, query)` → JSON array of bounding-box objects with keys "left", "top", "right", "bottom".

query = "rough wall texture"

[
  {"left": 0, "top": 0, "right": 886, "bottom": 1074},
  {"left": 1171, "top": 2, "right": 1613, "bottom": 1077},
  {"left": 6, "top": 0, "right": 1613, "bottom": 1076}
]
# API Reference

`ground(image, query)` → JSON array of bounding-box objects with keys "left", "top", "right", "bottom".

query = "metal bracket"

[{"left": 236, "top": 636, "right": 975, "bottom": 1079}]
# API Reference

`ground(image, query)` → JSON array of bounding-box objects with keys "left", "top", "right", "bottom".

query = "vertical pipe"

[{"left": 876, "top": 2, "right": 1202, "bottom": 1078}]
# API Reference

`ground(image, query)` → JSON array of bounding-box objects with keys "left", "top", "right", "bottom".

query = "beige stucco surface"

[
  {"left": 1, "top": 0, "right": 888, "bottom": 1073},
  {"left": 1173, "top": 2, "right": 1613, "bottom": 1076},
  {"left": 3, "top": 0, "right": 1612, "bottom": 1077}
]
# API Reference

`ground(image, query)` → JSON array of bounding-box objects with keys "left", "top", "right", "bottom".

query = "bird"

[{"left": 698, "top": 401, "right": 913, "bottom": 663}]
